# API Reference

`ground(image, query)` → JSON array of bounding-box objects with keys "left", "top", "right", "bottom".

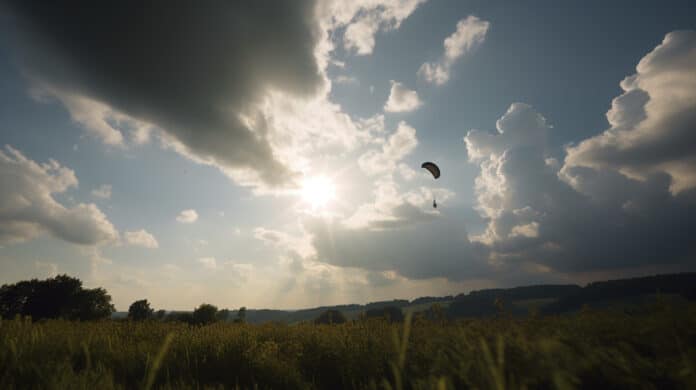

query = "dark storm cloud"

[
  {"left": 3, "top": 0, "right": 323, "bottom": 186},
  {"left": 482, "top": 142, "right": 696, "bottom": 272},
  {"left": 305, "top": 215, "right": 493, "bottom": 281}
]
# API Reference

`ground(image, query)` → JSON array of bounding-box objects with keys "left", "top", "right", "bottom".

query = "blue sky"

[{"left": 1, "top": 0, "right": 695, "bottom": 310}]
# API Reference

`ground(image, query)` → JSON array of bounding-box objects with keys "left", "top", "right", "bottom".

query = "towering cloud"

[
  {"left": 463, "top": 32, "right": 696, "bottom": 274},
  {"left": 564, "top": 31, "right": 696, "bottom": 194},
  {"left": 419, "top": 15, "right": 490, "bottom": 85}
]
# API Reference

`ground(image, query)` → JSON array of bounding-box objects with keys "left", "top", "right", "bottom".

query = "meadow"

[{"left": 1, "top": 302, "right": 695, "bottom": 389}]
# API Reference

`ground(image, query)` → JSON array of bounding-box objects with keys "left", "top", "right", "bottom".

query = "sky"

[{"left": 0, "top": 0, "right": 695, "bottom": 311}]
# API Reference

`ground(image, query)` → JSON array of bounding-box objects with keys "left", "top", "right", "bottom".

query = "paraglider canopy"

[
  {"left": 421, "top": 162, "right": 440, "bottom": 208},
  {"left": 421, "top": 162, "right": 440, "bottom": 179}
]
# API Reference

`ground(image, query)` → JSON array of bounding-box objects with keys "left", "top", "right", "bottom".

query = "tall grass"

[{"left": 1, "top": 303, "right": 695, "bottom": 389}]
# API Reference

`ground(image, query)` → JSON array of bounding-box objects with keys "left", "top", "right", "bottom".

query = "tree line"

[
  {"left": 0, "top": 275, "right": 409, "bottom": 325},
  {"left": 0, "top": 275, "right": 247, "bottom": 325}
]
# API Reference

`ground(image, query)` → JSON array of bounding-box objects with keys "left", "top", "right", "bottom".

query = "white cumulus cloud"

[
  {"left": 176, "top": 209, "right": 198, "bottom": 224},
  {"left": 564, "top": 30, "right": 696, "bottom": 194},
  {"left": 332, "top": 0, "right": 428, "bottom": 55},
  {"left": 358, "top": 121, "right": 418, "bottom": 176},
  {"left": 0, "top": 145, "right": 118, "bottom": 246},
  {"left": 419, "top": 15, "right": 490, "bottom": 85},
  {"left": 384, "top": 81, "right": 422, "bottom": 112},
  {"left": 123, "top": 229, "right": 159, "bottom": 249}
]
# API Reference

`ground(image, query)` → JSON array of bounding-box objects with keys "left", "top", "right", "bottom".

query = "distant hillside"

[
  {"left": 236, "top": 299, "right": 413, "bottom": 324},
  {"left": 543, "top": 272, "right": 696, "bottom": 314},
  {"left": 447, "top": 284, "right": 581, "bottom": 318},
  {"left": 447, "top": 272, "right": 696, "bottom": 319},
  {"left": 113, "top": 272, "right": 696, "bottom": 322},
  {"left": 235, "top": 273, "right": 696, "bottom": 322}
]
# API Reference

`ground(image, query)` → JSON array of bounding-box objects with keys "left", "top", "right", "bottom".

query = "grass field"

[{"left": 2, "top": 302, "right": 695, "bottom": 389}]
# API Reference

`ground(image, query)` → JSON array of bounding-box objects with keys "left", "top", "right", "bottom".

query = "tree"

[
  {"left": 128, "top": 299, "right": 154, "bottom": 321},
  {"left": 314, "top": 309, "right": 347, "bottom": 324},
  {"left": 234, "top": 306, "right": 247, "bottom": 323},
  {"left": 155, "top": 309, "right": 167, "bottom": 320},
  {"left": 0, "top": 275, "right": 114, "bottom": 321},
  {"left": 73, "top": 287, "right": 115, "bottom": 321},
  {"left": 216, "top": 308, "right": 230, "bottom": 321},
  {"left": 192, "top": 303, "right": 218, "bottom": 325}
]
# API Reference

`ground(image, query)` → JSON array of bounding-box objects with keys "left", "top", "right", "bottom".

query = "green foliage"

[
  {"left": 128, "top": 299, "right": 154, "bottom": 321},
  {"left": 0, "top": 304, "right": 695, "bottom": 389},
  {"left": 192, "top": 303, "right": 218, "bottom": 325},
  {"left": 235, "top": 307, "right": 247, "bottom": 323},
  {"left": 0, "top": 275, "right": 114, "bottom": 321},
  {"left": 216, "top": 309, "right": 231, "bottom": 322}
]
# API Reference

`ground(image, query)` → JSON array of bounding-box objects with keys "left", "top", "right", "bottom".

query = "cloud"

[
  {"left": 342, "top": 179, "right": 452, "bottom": 230},
  {"left": 91, "top": 184, "right": 112, "bottom": 199},
  {"left": 304, "top": 214, "right": 491, "bottom": 281},
  {"left": 5, "top": 0, "right": 326, "bottom": 188},
  {"left": 0, "top": 145, "right": 118, "bottom": 246},
  {"left": 176, "top": 209, "right": 198, "bottom": 224},
  {"left": 331, "top": 0, "right": 427, "bottom": 55},
  {"left": 384, "top": 81, "right": 422, "bottom": 112},
  {"left": 334, "top": 75, "right": 358, "bottom": 85},
  {"left": 27, "top": 83, "right": 152, "bottom": 146},
  {"left": 197, "top": 257, "right": 217, "bottom": 270},
  {"left": 123, "top": 229, "right": 159, "bottom": 249},
  {"left": 464, "top": 50, "right": 696, "bottom": 276},
  {"left": 358, "top": 121, "right": 418, "bottom": 176},
  {"left": 564, "top": 31, "right": 696, "bottom": 194},
  {"left": 419, "top": 15, "right": 490, "bottom": 85},
  {"left": 254, "top": 227, "right": 314, "bottom": 258},
  {"left": 5, "top": 1, "right": 428, "bottom": 193}
]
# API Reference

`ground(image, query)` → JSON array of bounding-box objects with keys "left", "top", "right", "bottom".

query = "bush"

[
  {"left": 192, "top": 303, "right": 218, "bottom": 325},
  {"left": 128, "top": 299, "right": 154, "bottom": 321}
]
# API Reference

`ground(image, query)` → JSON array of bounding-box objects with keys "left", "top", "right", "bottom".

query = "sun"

[{"left": 299, "top": 175, "right": 336, "bottom": 210}]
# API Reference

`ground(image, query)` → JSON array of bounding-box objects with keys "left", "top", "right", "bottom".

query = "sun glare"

[{"left": 300, "top": 176, "right": 336, "bottom": 210}]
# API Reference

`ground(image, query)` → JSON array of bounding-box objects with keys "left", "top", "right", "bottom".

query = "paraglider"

[{"left": 421, "top": 162, "right": 440, "bottom": 208}]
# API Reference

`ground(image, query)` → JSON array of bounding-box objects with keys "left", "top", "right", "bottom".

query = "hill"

[{"left": 113, "top": 272, "right": 696, "bottom": 323}]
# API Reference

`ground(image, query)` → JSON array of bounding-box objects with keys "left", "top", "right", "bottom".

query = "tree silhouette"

[
  {"left": 234, "top": 306, "right": 247, "bottom": 323},
  {"left": 192, "top": 303, "right": 218, "bottom": 325},
  {"left": 0, "top": 275, "right": 114, "bottom": 321},
  {"left": 128, "top": 299, "right": 154, "bottom": 321},
  {"left": 216, "top": 308, "right": 230, "bottom": 321}
]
